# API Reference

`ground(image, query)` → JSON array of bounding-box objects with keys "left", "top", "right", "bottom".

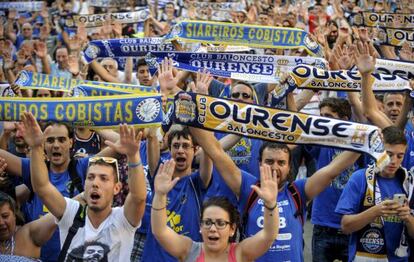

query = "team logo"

[
  {"left": 170, "top": 24, "right": 183, "bottom": 37},
  {"left": 1, "top": 86, "right": 15, "bottom": 97},
  {"left": 72, "top": 86, "right": 87, "bottom": 97},
  {"left": 360, "top": 228, "right": 385, "bottom": 253},
  {"left": 15, "top": 71, "right": 30, "bottom": 86},
  {"left": 145, "top": 53, "right": 158, "bottom": 69},
  {"left": 303, "top": 35, "right": 318, "bottom": 50},
  {"left": 135, "top": 98, "right": 161, "bottom": 122},
  {"left": 368, "top": 129, "right": 384, "bottom": 153},
  {"left": 352, "top": 13, "right": 363, "bottom": 26},
  {"left": 84, "top": 44, "right": 100, "bottom": 60},
  {"left": 175, "top": 93, "right": 196, "bottom": 123},
  {"left": 377, "top": 28, "right": 387, "bottom": 42},
  {"left": 140, "top": 9, "right": 150, "bottom": 20}
]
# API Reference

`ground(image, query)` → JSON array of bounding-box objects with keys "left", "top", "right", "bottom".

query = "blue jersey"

[
  {"left": 215, "top": 133, "right": 262, "bottom": 176},
  {"left": 402, "top": 131, "right": 414, "bottom": 172},
  {"left": 336, "top": 169, "right": 407, "bottom": 262},
  {"left": 205, "top": 168, "right": 240, "bottom": 209},
  {"left": 240, "top": 173, "right": 307, "bottom": 262},
  {"left": 142, "top": 172, "right": 207, "bottom": 262},
  {"left": 138, "top": 141, "right": 171, "bottom": 235},
  {"left": 310, "top": 147, "right": 362, "bottom": 229},
  {"left": 72, "top": 131, "right": 101, "bottom": 156},
  {"left": 21, "top": 157, "right": 89, "bottom": 262}
]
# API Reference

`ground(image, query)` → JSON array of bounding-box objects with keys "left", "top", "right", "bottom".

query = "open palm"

[
  {"left": 354, "top": 41, "right": 376, "bottom": 74},
  {"left": 19, "top": 112, "right": 44, "bottom": 148},
  {"left": 251, "top": 165, "right": 278, "bottom": 205},
  {"left": 154, "top": 160, "right": 179, "bottom": 195}
]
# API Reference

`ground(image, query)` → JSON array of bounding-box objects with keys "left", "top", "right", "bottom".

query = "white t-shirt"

[{"left": 57, "top": 198, "right": 139, "bottom": 261}]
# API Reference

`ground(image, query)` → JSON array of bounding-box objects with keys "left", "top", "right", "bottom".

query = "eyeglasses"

[
  {"left": 201, "top": 219, "right": 231, "bottom": 230},
  {"left": 231, "top": 92, "right": 252, "bottom": 99},
  {"left": 45, "top": 136, "right": 69, "bottom": 144},
  {"left": 171, "top": 143, "right": 194, "bottom": 150},
  {"left": 88, "top": 156, "right": 119, "bottom": 182}
]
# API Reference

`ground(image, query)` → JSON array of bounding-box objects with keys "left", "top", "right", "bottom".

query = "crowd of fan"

[{"left": 0, "top": 0, "right": 414, "bottom": 261}]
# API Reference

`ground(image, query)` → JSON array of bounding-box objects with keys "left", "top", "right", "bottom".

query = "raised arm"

[
  {"left": 151, "top": 159, "right": 192, "bottom": 260},
  {"left": 305, "top": 150, "right": 360, "bottom": 200},
  {"left": 19, "top": 112, "right": 66, "bottom": 219},
  {"left": 146, "top": 127, "right": 161, "bottom": 177},
  {"left": 105, "top": 124, "right": 146, "bottom": 227},
  {"left": 189, "top": 127, "right": 242, "bottom": 196},
  {"left": 237, "top": 164, "right": 279, "bottom": 260},
  {"left": 355, "top": 41, "right": 393, "bottom": 129}
]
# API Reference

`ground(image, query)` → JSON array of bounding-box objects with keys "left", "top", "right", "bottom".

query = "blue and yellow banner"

[
  {"left": 14, "top": 71, "right": 157, "bottom": 94},
  {"left": 352, "top": 58, "right": 414, "bottom": 81},
  {"left": 83, "top": 38, "right": 175, "bottom": 63},
  {"left": 164, "top": 21, "right": 323, "bottom": 57},
  {"left": 0, "top": 94, "right": 163, "bottom": 128},
  {"left": 377, "top": 27, "right": 414, "bottom": 47},
  {"left": 146, "top": 51, "right": 328, "bottom": 83},
  {"left": 352, "top": 12, "right": 414, "bottom": 29},
  {"left": 172, "top": 92, "right": 389, "bottom": 167},
  {"left": 287, "top": 65, "right": 411, "bottom": 91}
]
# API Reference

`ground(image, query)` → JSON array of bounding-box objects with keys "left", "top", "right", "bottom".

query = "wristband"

[
  {"left": 128, "top": 161, "right": 142, "bottom": 168},
  {"left": 264, "top": 202, "right": 278, "bottom": 211},
  {"left": 152, "top": 205, "right": 166, "bottom": 211}
]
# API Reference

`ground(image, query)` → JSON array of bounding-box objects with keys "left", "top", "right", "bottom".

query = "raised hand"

[
  {"left": 154, "top": 159, "right": 179, "bottom": 195},
  {"left": 18, "top": 112, "right": 44, "bottom": 148},
  {"left": 8, "top": 10, "right": 17, "bottom": 20},
  {"left": 105, "top": 124, "right": 142, "bottom": 158},
  {"left": 195, "top": 68, "right": 213, "bottom": 95},
  {"left": 354, "top": 41, "right": 376, "bottom": 75},
  {"left": 112, "top": 21, "right": 123, "bottom": 38},
  {"left": 251, "top": 164, "right": 278, "bottom": 208},
  {"left": 68, "top": 55, "right": 80, "bottom": 75},
  {"left": 34, "top": 41, "right": 48, "bottom": 59},
  {"left": 333, "top": 44, "right": 354, "bottom": 70},
  {"left": 157, "top": 58, "right": 178, "bottom": 93}
]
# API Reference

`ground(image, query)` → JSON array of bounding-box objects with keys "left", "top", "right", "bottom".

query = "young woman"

[{"left": 151, "top": 159, "right": 279, "bottom": 262}]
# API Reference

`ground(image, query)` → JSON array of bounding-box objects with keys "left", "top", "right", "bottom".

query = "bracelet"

[
  {"left": 152, "top": 206, "right": 166, "bottom": 211},
  {"left": 128, "top": 161, "right": 142, "bottom": 168},
  {"left": 264, "top": 202, "right": 278, "bottom": 211}
]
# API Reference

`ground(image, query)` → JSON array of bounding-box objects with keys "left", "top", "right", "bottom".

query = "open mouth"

[
  {"left": 175, "top": 157, "right": 186, "bottom": 164},
  {"left": 207, "top": 236, "right": 219, "bottom": 242},
  {"left": 90, "top": 192, "right": 101, "bottom": 202},
  {"left": 52, "top": 152, "right": 62, "bottom": 158}
]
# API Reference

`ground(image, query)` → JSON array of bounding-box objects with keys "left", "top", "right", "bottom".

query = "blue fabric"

[
  {"left": 402, "top": 131, "right": 414, "bottom": 172},
  {"left": 312, "top": 225, "right": 349, "bottom": 262},
  {"left": 204, "top": 168, "right": 240, "bottom": 209},
  {"left": 310, "top": 147, "right": 362, "bottom": 229},
  {"left": 141, "top": 172, "right": 207, "bottom": 262},
  {"left": 138, "top": 141, "right": 171, "bottom": 235},
  {"left": 215, "top": 133, "right": 262, "bottom": 177},
  {"left": 240, "top": 173, "right": 308, "bottom": 262},
  {"left": 21, "top": 157, "right": 89, "bottom": 262},
  {"left": 335, "top": 169, "right": 408, "bottom": 262}
]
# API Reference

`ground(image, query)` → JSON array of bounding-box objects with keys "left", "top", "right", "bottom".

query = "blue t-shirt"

[
  {"left": 309, "top": 147, "right": 362, "bottom": 229},
  {"left": 215, "top": 133, "right": 262, "bottom": 177},
  {"left": 204, "top": 168, "right": 240, "bottom": 209},
  {"left": 240, "top": 173, "right": 308, "bottom": 262},
  {"left": 142, "top": 172, "right": 207, "bottom": 262},
  {"left": 402, "top": 131, "right": 414, "bottom": 172},
  {"left": 335, "top": 169, "right": 408, "bottom": 262},
  {"left": 138, "top": 141, "right": 171, "bottom": 235},
  {"left": 21, "top": 157, "right": 89, "bottom": 262}
]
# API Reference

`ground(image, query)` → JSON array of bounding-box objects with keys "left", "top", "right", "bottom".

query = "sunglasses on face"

[
  {"left": 88, "top": 156, "right": 120, "bottom": 182},
  {"left": 231, "top": 92, "right": 252, "bottom": 99}
]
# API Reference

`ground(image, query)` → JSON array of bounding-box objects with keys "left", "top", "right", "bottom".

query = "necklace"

[{"left": 0, "top": 233, "right": 15, "bottom": 255}]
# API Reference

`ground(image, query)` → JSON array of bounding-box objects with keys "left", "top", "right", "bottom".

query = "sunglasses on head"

[
  {"left": 88, "top": 156, "right": 120, "bottom": 182},
  {"left": 231, "top": 92, "right": 252, "bottom": 99}
]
